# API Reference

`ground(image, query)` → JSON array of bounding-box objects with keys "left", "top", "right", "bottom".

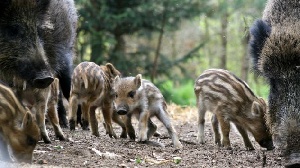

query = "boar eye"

[
  {"left": 27, "top": 136, "right": 37, "bottom": 146},
  {"left": 115, "top": 93, "right": 118, "bottom": 98},
  {"left": 128, "top": 91, "right": 135, "bottom": 98}
]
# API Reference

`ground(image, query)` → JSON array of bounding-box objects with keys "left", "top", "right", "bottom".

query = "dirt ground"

[{"left": 2, "top": 104, "right": 284, "bottom": 168}]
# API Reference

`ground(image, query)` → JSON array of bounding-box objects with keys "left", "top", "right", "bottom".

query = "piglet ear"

[
  {"left": 105, "top": 63, "right": 121, "bottom": 77},
  {"left": 251, "top": 101, "right": 263, "bottom": 117},
  {"left": 134, "top": 74, "right": 142, "bottom": 88},
  {"left": 114, "top": 76, "right": 120, "bottom": 84},
  {"left": 22, "top": 112, "right": 34, "bottom": 129}
]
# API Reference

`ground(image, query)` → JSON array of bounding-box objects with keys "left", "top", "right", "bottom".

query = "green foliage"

[
  {"left": 76, "top": 0, "right": 207, "bottom": 76},
  {"left": 159, "top": 80, "right": 196, "bottom": 106}
]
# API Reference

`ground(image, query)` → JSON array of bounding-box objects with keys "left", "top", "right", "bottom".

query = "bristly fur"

[
  {"left": 68, "top": 62, "right": 126, "bottom": 139},
  {"left": 260, "top": 23, "right": 300, "bottom": 78},
  {"left": 249, "top": 19, "right": 271, "bottom": 75}
]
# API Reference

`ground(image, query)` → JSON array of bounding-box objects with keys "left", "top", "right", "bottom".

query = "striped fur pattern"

[
  {"left": 19, "top": 78, "right": 66, "bottom": 143},
  {"left": 194, "top": 69, "right": 273, "bottom": 150},
  {"left": 0, "top": 82, "right": 40, "bottom": 163},
  {"left": 68, "top": 62, "right": 126, "bottom": 138},
  {"left": 113, "top": 74, "right": 182, "bottom": 149}
]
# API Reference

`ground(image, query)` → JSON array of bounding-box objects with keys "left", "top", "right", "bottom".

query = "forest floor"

[{"left": 1, "top": 104, "right": 284, "bottom": 168}]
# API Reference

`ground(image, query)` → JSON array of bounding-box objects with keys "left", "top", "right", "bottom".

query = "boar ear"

[
  {"left": 251, "top": 101, "right": 263, "bottom": 117},
  {"left": 134, "top": 74, "right": 142, "bottom": 88},
  {"left": 114, "top": 76, "right": 120, "bottom": 84},
  {"left": 258, "top": 97, "right": 267, "bottom": 107},
  {"left": 22, "top": 112, "right": 34, "bottom": 129},
  {"left": 249, "top": 19, "right": 271, "bottom": 74},
  {"left": 105, "top": 63, "right": 120, "bottom": 77}
]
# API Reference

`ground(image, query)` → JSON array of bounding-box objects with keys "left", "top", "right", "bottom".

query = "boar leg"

[
  {"left": 138, "top": 111, "right": 149, "bottom": 142},
  {"left": 156, "top": 108, "right": 183, "bottom": 149},
  {"left": 235, "top": 124, "right": 254, "bottom": 150},
  {"left": 47, "top": 104, "right": 65, "bottom": 141},
  {"left": 77, "top": 105, "right": 83, "bottom": 127},
  {"left": 89, "top": 106, "right": 100, "bottom": 137},
  {"left": 57, "top": 91, "right": 68, "bottom": 128},
  {"left": 197, "top": 100, "right": 206, "bottom": 144},
  {"left": 211, "top": 114, "right": 221, "bottom": 146},
  {"left": 112, "top": 111, "right": 127, "bottom": 138},
  {"left": 36, "top": 104, "right": 51, "bottom": 143},
  {"left": 217, "top": 115, "right": 231, "bottom": 150},
  {"left": 147, "top": 119, "right": 157, "bottom": 139},
  {"left": 125, "top": 114, "right": 136, "bottom": 140},
  {"left": 102, "top": 104, "right": 117, "bottom": 138},
  {"left": 81, "top": 102, "right": 90, "bottom": 130},
  {"left": 68, "top": 94, "right": 79, "bottom": 130}
]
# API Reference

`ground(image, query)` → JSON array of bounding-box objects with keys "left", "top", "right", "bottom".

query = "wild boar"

[
  {"left": 0, "top": 82, "right": 40, "bottom": 163},
  {"left": 113, "top": 74, "right": 182, "bottom": 149},
  {"left": 249, "top": 0, "right": 300, "bottom": 166},
  {"left": 194, "top": 69, "right": 274, "bottom": 150},
  {"left": 18, "top": 78, "right": 65, "bottom": 143},
  {"left": 0, "top": 0, "right": 78, "bottom": 129},
  {"left": 69, "top": 62, "right": 126, "bottom": 138}
]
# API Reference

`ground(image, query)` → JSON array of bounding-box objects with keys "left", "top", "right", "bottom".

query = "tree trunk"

[
  {"left": 204, "top": 17, "right": 213, "bottom": 67},
  {"left": 151, "top": 10, "right": 166, "bottom": 82},
  {"left": 219, "top": 12, "right": 228, "bottom": 69},
  {"left": 241, "top": 31, "right": 250, "bottom": 82},
  {"left": 109, "top": 34, "right": 126, "bottom": 64},
  {"left": 90, "top": 35, "right": 104, "bottom": 64}
]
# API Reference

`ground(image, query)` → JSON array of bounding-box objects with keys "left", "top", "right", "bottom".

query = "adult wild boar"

[
  {"left": 249, "top": 0, "right": 300, "bottom": 166},
  {"left": 0, "top": 0, "right": 78, "bottom": 128}
]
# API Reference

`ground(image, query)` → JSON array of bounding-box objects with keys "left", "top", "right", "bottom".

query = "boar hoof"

[
  {"left": 138, "top": 140, "right": 148, "bottom": 144},
  {"left": 120, "top": 132, "right": 127, "bottom": 139},
  {"left": 43, "top": 137, "right": 51, "bottom": 144},
  {"left": 246, "top": 147, "right": 255, "bottom": 151},
  {"left": 59, "top": 122, "right": 69, "bottom": 129},
  {"left": 57, "top": 135, "right": 66, "bottom": 141},
  {"left": 69, "top": 119, "right": 76, "bottom": 130},
  {"left": 81, "top": 120, "right": 89, "bottom": 130},
  {"left": 223, "top": 146, "right": 232, "bottom": 150},
  {"left": 129, "top": 133, "right": 136, "bottom": 140},
  {"left": 108, "top": 133, "right": 117, "bottom": 139},
  {"left": 153, "top": 131, "right": 161, "bottom": 137}
]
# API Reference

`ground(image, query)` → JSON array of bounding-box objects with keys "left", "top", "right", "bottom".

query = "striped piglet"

[{"left": 194, "top": 69, "right": 274, "bottom": 150}]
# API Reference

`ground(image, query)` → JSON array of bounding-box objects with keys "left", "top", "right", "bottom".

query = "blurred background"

[{"left": 74, "top": 0, "right": 268, "bottom": 106}]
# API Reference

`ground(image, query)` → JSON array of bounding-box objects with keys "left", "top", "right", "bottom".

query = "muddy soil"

[{"left": 2, "top": 105, "right": 283, "bottom": 168}]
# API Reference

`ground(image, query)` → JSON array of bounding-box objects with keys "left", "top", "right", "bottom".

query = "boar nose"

[
  {"left": 33, "top": 76, "right": 54, "bottom": 88},
  {"left": 259, "top": 139, "right": 274, "bottom": 150},
  {"left": 117, "top": 110, "right": 127, "bottom": 115}
]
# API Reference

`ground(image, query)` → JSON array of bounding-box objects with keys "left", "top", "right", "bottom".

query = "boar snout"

[
  {"left": 259, "top": 138, "right": 274, "bottom": 150},
  {"left": 33, "top": 75, "right": 54, "bottom": 89},
  {"left": 117, "top": 109, "right": 127, "bottom": 115},
  {"left": 116, "top": 104, "right": 129, "bottom": 115}
]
